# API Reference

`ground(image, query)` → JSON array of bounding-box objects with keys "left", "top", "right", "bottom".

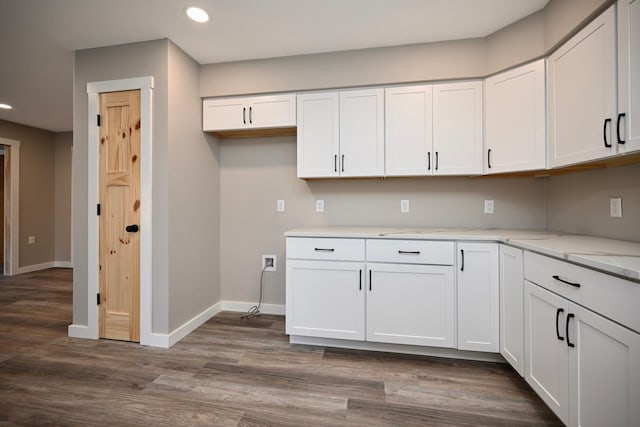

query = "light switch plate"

[
  {"left": 277, "top": 199, "right": 285, "bottom": 212},
  {"left": 484, "top": 200, "right": 494, "bottom": 214},
  {"left": 400, "top": 199, "right": 410, "bottom": 213},
  {"left": 28, "top": 236, "right": 36, "bottom": 245},
  {"left": 316, "top": 199, "right": 324, "bottom": 213},
  {"left": 610, "top": 197, "right": 622, "bottom": 218}
]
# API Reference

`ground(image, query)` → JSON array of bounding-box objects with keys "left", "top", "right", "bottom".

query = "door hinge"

[
  {"left": 97, "top": 114, "right": 101, "bottom": 127},
  {"left": 97, "top": 203, "right": 101, "bottom": 216},
  {"left": 97, "top": 293, "right": 101, "bottom": 305}
]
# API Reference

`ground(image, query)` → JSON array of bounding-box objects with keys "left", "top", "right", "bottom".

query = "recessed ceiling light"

[
  {"left": 186, "top": 6, "right": 209, "bottom": 23},
  {"left": 0, "top": 103, "right": 12, "bottom": 110}
]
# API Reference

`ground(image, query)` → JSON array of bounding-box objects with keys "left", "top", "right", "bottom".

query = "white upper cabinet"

[
  {"left": 617, "top": 0, "right": 640, "bottom": 154},
  {"left": 433, "top": 82, "right": 484, "bottom": 175},
  {"left": 385, "top": 85, "right": 433, "bottom": 176},
  {"left": 203, "top": 94, "right": 296, "bottom": 132},
  {"left": 297, "top": 89, "right": 384, "bottom": 178},
  {"left": 547, "top": 6, "right": 617, "bottom": 167},
  {"left": 485, "top": 60, "right": 546, "bottom": 173}
]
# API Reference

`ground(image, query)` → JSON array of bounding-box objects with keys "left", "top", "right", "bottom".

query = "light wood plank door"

[{"left": 99, "top": 90, "right": 141, "bottom": 342}]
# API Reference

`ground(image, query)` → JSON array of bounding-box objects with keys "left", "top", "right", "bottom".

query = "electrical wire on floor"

[{"left": 242, "top": 265, "right": 267, "bottom": 319}]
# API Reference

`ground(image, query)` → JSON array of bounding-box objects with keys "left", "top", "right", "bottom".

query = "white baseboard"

[
  {"left": 68, "top": 324, "right": 97, "bottom": 339},
  {"left": 163, "top": 301, "right": 223, "bottom": 348},
  {"left": 16, "top": 261, "right": 72, "bottom": 274},
  {"left": 221, "top": 300, "right": 285, "bottom": 315},
  {"left": 54, "top": 261, "right": 73, "bottom": 268}
]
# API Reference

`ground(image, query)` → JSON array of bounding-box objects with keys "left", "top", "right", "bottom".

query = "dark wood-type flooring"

[{"left": 0, "top": 268, "right": 562, "bottom": 426}]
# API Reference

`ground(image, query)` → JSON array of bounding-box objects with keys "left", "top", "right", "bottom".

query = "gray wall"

[
  {"left": 167, "top": 42, "right": 221, "bottom": 331},
  {"left": 0, "top": 119, "right": 55, "bottom": 267},
  {"left": 54, "top": 131, "right": 72, "bottom": 263},
  {"left": 73, "top": 39, "right": 170, "bottom": 331}
]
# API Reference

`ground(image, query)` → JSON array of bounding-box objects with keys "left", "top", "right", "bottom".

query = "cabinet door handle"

[
  {"left": 249, "top": 106, "right": 252, "bottom": 124},
  {"left": 435, "top": 151, "right": 439, "bottom": 171},
  {"left": 566, "top": 313, "right": 575, "bottom": 348},
  {"left": 359, "top": 269, "right": 362, "bottom": 291},
  {"left": 314, "top": 248, "right": 335, "bottom": 252},
  {"left": 243, "top": 107, "right": 246, "bottom": 125},
  {"left": 427, "top": 152, "right": 431, "bottom": 170},
  {"left": 487, "top": 148, "right": 492, "bottom": 169},
  {"left": 334, "top": 154, "right": 337, "bottom": 172},
  {"left": 555, "top": 308, "right": 565, "bottom": 341},
  {"left": 460, "top": 249, "right": 464, "bottom": 271},
  {"left": 341, "top": 154, "right": 345, "bottom": 173},
  {"left": 369, "top": 269, "right": 372, "bottom": 291},
  {"left": 617, "top": 112, "right": 626, "bottom": 145},
  {"left": 552, "top": 275, "right": 581, "bottom": 288},
  {"left": 603, "top": 118, "right": 612, "bottom": 148},
  {"left": 398, "top": 250, "right": 420, "bottom": 255}
]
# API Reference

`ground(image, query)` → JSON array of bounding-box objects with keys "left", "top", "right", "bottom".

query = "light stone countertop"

[{"left": 285, "top": 227, "right": 640, "bottom": 282}]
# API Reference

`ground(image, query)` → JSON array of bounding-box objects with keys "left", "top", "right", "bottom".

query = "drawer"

[
  {"left": 366, "top": 239, "right": 454, "bottom": 265},
  {"left": 286, "top": 237, "right": 365, "bottom": 261},
  {"left": 524, "top": 251, "right": 640, "bottom": 333}
]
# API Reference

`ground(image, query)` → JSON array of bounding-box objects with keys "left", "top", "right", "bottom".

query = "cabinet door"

[
  {"left": 433, "top": 81, "right": 483, "bottom": 175},
  {"left": 485, "top": 60, "right": 546, "bottom": 173},
  {"left": 618, "top": 0, "right": 640, "bottom": 153},
  {"left": 499, "top": 245, "right": 525, "bottom": 376},
  {"left": 248, "top": 94, "right": 296, "bottom": 129},
  {"left": 339, "top": 89, "right": 385, "bottom": 177},
  {"left": 203, "top": 97, "right": 247, "bottom": 131},
  {"left": 457, "top": 243, "right": 499, "bottom": 352},
  {"left": 568, "top": 303, "right": 640, "bottom": 427},
  {"left": 524, "top": 281, "right": 569, "bottom": 425},
  {"left": 367, "top": 263, "right": 455, "bottom": 348},
  {"left": 548, "top": 6, "right": 617, "bottom": 167},
  {"left": 385, "top": 85, "right": 433, "bottom": 176},
  {"left": 296, "top": 92, "right": 340, "bottom": 178},
  {"left": 286, "top": 260, "right": 365, "bottom": 340}
]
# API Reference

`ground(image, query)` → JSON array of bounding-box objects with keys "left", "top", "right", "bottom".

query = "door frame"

[
  {"left": 0, "top": 137, "right": 20, "bottom": 276},
  {"left": 86, "top": 77, "right": 153, "bottom": 344}
]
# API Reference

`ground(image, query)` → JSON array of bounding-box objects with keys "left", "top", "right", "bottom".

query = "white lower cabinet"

[
  {"left": 367, "top": 263, "right": 455, "bottom": 347},
  {"left": 499, "top": 245, "right": 525, "bottom": 376},
  {"left": 525, "top": 280, "right": 640, "bottom": 426},
  {"left": 456, "top": 242, "right": 499, "bottom": 352},
  {"left": 286, "top": 259, "right": 365, "bottom": 340}
]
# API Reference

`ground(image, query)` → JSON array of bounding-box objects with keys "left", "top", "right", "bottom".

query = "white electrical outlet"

[
  {"left": 400, "top": 199, "right": 410, "bottom": 213},
  {"left": 484, "top": 200, "right": 494, "bottom": 214},
  {"left": 262, "top": 255, "right": 276, "bottom": 272},
  {"left": 316, "top": 199, "right": 325, "bottom": 213},
  {"left": 610, "top": 197, "right": 622, "bottom": 218},
  {"left": 276, "top": 199, "right": 285, "bottom": 212},
  {"left": 28, "top": 236, "right": 36, "bottom": 245}
]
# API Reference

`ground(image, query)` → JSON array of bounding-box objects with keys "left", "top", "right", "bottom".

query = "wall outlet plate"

[
  {"left": 610, "top": 197, "right": 622, "bottom": 218},
  {"left": 316, "top": 199, "right": 324, "bottom": 213},
  {"left": 400, "top": 199, "right": 410, "bottom": 213},
  {"left": 28, "top": 236, "right": 36, "bottom": 245},
  {"left": 276, "top": 199, "right": 285, "bottom": 212},
  {"left": 484, "top": 200, "right": 494, "bottom": 214},
  {"left": 262, "top": 255, "right": 276, "bottom": 272}
]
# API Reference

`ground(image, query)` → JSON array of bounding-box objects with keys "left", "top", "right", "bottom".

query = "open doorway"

[{"left": 0, "top": 137, "right": 20, "bottom": 276}]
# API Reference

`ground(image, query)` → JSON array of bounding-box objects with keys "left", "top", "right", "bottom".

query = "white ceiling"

[{"left": 0, "top": 0, "right": 549, "bottom": 132}]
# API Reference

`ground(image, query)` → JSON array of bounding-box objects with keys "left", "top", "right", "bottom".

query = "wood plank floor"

[{"left": 0, "top": 268, "right": 562, "bottom": 426}]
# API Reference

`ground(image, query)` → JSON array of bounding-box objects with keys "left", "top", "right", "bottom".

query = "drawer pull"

[
  {"left": 566, "top": 313, "right": 575, "bottom": 348},
  {"left": 314, "top": 248, "right": 335, "bottom": 252},
  {"left": 398, "top": 250, "right": 420, "bottom": 255},
  {"left": 552, "top": 275, "right": 581, "bottom": 288},
  {"left": 555, "top": 308, "right": 565, "bottom": 341}
]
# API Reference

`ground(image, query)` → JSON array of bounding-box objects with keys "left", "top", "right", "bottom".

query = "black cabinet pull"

[
  {"left": 552, "top": 275, "right": 581, "bottom": 288},
  {"left": 359, "top": 269, "right": 362, "bottom": 291},
  {"left": 617, "top": 112, "right": 626, "bottom": 144},
  {"left": 427, "top": 152, "right": 431, "bottom": 170},
  {"left": 460, "top": 249, "right": 464, "bottom": 271},
  {"left": 435, "top": 152, "right": 439, "bottom": 171},
  {"left": 314, "top": 248, "right": 335, "bottom": 252},
  {"left": 398, "top": 250, "right": 420, "bottom": 255},
  {"left": 487, "top": 148, "right": 492, "bottom": 169},
  {"left": 556, "top": 308, "right": 565, "bottom": 341},
  {"left": 341, "top": 154, "right": 345, "bottom": 173},
  {"left": 566, "top": 313, "right": 575, "bottom": 348},
  {"left": 369, "top": 270, "right": 372, "bottom": 291},
  {"left": 249, "top": 106, "right": 252, "bottom": 124},
  {"left": 603, "top": 118, "right": 612, "bottom": 147},
  {"left": 243, "top": 107, "right": 246, "bottom": 125},
  {"left": 334, "top": 154, "right": 337, "bottom": 172},
  {"left": 125, "top": 224, "right": 139, "bottom": 233}
]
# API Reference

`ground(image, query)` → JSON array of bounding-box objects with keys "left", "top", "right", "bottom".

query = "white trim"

[
  {"left": 220, "top": 301, "right": 285, "bottom": 315},
  {"left": 68, "top": 324, "right": 94, "bottom": 339},
  {"left": 289, "top": 335, "right": 505, "bottom": 363},
  {"left": 85, "top": 77, "right": 154, "bottom": 344},
  {"left": 54, "top": 261, "right": 73, "bottom": 268},
  {"left": 0, "top": 137, "right": 20, "bottom": 276},
  {"left": 17, "top": 261, "right": 56, "bottom": 274}
]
